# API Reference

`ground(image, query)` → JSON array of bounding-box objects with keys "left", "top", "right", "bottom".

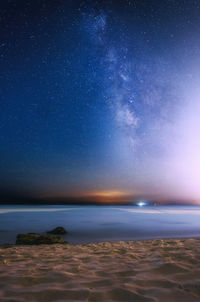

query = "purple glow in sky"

[{"left": 1, "top": 1, "right": 200, "bottom": 204}]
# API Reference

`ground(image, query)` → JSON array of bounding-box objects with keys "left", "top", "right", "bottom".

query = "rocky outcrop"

[
  {"left": 47, "top": 226, "right": 68, "bottom": 235},
  {"left": 16, "top": 233, "right": 67, "bottom": 245}
]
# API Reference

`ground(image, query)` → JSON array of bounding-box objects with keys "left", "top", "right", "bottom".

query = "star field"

[{"left": 1, "top": 0, "right": 200, "bottom": 203}]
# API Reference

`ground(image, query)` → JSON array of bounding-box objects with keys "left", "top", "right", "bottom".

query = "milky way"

[
  {"left": 1, "top": 0, "right": 200, "bottom": 203},
  {"left": 82, "top": 8, "right": 200, "bottom": 201}
]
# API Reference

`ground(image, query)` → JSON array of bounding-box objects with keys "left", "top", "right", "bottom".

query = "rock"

[
  {"left": 47, "top": 226, "right": 68, "bottom": 235},
  {"left": 16, "top": 233, "right": 67, "bottom": 245},
  {"left": 1, "top": 244, "right": 13, "bottom": 249}
]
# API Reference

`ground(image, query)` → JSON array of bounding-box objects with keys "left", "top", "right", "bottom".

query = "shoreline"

[
  {"left": 1, "top": 238, "right": 200, "bottom": 301},
  {"left": 1, "top": 234, "right": 200, "bottom": 247}
]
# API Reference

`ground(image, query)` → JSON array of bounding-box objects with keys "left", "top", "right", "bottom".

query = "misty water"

[{"left": 0, "top": 205, "right": 200, "bottom": 244}]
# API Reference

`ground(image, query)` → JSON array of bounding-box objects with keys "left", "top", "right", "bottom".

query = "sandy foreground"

[{"left": 0, "top": 239, "right": 200, "bottom": 302}]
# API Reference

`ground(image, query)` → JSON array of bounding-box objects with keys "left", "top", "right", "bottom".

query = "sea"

[{"left": 0, "top": 205, "right": 200, "bottom": 244}]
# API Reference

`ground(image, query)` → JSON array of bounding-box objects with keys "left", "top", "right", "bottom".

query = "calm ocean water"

[{"left": 0, "top": 205, "right": 200, "bottom": 244}]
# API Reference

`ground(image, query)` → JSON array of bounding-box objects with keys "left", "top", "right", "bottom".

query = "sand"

[{"left": 0, "top": 238, "right": 200, "bottom": 302}]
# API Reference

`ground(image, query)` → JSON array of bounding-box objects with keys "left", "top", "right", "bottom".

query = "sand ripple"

[{"left": 1, "top": 239, "right": 200, "bottom": 301}]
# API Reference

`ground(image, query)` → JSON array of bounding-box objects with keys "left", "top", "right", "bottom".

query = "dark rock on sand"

[
  {"left": 16, "top": 233, "right": 67, "bottom": 245},
  {"left": 47, "top": 226, "right": 68, "bottom": 235},
  {"left": 1, "top": 244, "right": 13, "bottom": 249}
]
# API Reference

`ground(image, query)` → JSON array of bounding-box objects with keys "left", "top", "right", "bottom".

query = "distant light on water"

[{"left": 137, "top": 201, "right": 147, "bottom": 207}]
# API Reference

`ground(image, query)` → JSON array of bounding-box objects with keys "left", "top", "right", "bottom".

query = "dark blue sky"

[{"left": 1, "top": 0, "right": 200, "bottom": 203}]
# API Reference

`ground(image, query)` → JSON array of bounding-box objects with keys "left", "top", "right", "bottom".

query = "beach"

[{"left": 1, "top": 238, "right": 200, "bottom": 301}]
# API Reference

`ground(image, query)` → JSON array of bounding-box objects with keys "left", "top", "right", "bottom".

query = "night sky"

[{"left": 1, "top": 0, "right": 200, "bottom": 204}]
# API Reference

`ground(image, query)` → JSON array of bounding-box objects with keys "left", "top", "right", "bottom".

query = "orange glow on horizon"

[{"left": 85, "top": 190, "right": 132, "bottom": 203}]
